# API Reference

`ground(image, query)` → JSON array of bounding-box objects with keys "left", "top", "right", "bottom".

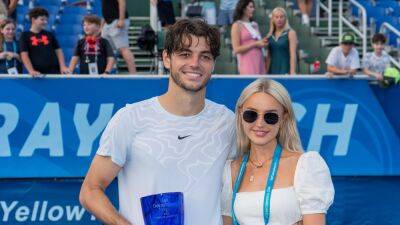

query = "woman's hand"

[{"left": 256, "top": 37, "right": 269, "bottom": 48}]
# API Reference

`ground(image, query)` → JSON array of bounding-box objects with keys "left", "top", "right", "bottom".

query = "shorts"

[
  {"left": 217, "top": 9, "right": 234, "bottom": 26},
  {"left": 157, "top": 1, "right": 176, "bottom": 26},
  {"left": 101, "top": 19, "right": 130, "bottom": 50}
]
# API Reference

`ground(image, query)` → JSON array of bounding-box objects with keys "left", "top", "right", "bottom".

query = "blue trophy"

[{"left": 140, "top": 192, "right": 184, "bottom": 225}]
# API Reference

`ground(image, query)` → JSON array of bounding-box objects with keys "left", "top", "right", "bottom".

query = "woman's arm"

[
  {"left": 288, "top": 30, "right": 298, "bottom": 75},
  {"left": 231, "top": 22, "right": 262, "bottom": 55},
  {"left": 303, "top": 213, "right": 326, "bottom": 225},
  {"left": 222, "top": 215, "right": 233, "bottom": 225}
]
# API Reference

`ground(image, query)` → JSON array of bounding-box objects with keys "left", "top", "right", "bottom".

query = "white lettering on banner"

[
  {"left": 0, "top": 200, "right": 96, "bottom": 222},
  {"left": 48, "top": 205, "right": 63, "bottom": 221},
  {"left": 20, "top": 103, "right": 64, "bottom": 157},
  {"left": 293, "top": 103, "right": 307, "bottom": 121},
  {"left": 0, "top": 102, "right": 358, "bottom": 158},
  {"left": 65, "top": 205, "right": 85, "bottom": 221},
  {"left": 1, "top": 200, "right": 18, "bottom": 221},
  {"left": 15, "top": 206, "right": 29, "bottom": 222},
  {"left": 0, "top": 103, "right": 19, "bottom": 157},
  {"left": 74, "top": 103, "right": 114, "bottom": 156},
  {"left": 307, "top": 104, "right": 358, "bottom": 155}
]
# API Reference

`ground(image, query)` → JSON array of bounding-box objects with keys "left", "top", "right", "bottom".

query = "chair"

[{"left": 55, "top": 24, "right": 83, "bottom": 35}]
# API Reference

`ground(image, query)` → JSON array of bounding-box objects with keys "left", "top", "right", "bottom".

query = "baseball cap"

[{"left": 341, "top": 33, "right": 356, "bottom": 44}]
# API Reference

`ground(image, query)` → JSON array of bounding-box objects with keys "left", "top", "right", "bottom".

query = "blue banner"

[
  {"left": 0, "top": 77, "right": 399, "bottom": 177},
  {"left": 0, "top": 180, "right": 118, "bottom": 224}
]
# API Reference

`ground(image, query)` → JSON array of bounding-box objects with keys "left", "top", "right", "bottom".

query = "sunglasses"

[{"left": 242, "top": 110, "right": 280, "bottom": 125}]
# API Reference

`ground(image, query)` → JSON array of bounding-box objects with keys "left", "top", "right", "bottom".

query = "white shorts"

[{"left": 101, "top": 19, "right": 130, "bottom": 51}]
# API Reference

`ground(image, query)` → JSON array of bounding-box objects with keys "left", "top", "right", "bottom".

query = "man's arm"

[
  {"left": 68, "top": 56, "right": 79, "bottom": 74},
  {"left": 55, "top": 49, "right": 70, "bottom": 74},
  {"left": 117, "top": 0, "right": 126, "bottom": 28},
  {"left": 7, "top": 0, "right": 17, "bottom": 16},
  {"left": 327, "top": 65, "right": 350, "bottom": 75},
  {"left": 103, "top": 57, "right": 115, "bottom": 74},
  {"left": 80, "top": 155, "right": 131, "bottom": 225},
  {"left": 20, "top": 51, "right": 41, "bottom": 76}
]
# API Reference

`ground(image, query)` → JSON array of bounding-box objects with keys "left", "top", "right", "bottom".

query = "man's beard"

[{"left": 170, "top": 68, "right": 211, "bottom": 92}]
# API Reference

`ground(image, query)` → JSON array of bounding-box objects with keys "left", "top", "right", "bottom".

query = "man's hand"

[
  {"left": 117, "top": 19, "right": 125, "bottom": 29},
  {"left": 60, "top": 66, "right": 71, "bottom": 74},
  {"left": 29, "top": 70, "right": 42, "bottom": 77}
]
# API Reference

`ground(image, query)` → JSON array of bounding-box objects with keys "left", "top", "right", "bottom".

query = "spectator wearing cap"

[
  {"left": 362, "top": 33, "right": 391, "bottom": 81},
  {"left": 326, "top": 32, "right": 360, "bottom": 76}
]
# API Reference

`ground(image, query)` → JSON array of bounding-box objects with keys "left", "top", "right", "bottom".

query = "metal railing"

[
  {"left": 380, "top": 22, "right": 400, "bottom": 68},
  {"left": 315, "top": 0, "right": 332, "bottom": 36},
  {"left": 339, "top": 0, "right": 367, "bottom": 56}
]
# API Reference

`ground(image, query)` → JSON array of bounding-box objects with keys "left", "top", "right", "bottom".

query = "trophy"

[{"left": 140, "top": 192, "right": 184, "bottom": 225}]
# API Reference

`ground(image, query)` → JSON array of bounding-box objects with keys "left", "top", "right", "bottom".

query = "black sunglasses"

[{"left": 242, "top": 110, "right": 280, "bottom": 125}]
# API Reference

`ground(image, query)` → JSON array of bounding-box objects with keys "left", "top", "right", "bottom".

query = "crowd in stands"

[
  {"left": 0, "top": 0, "right": 135, "bottom": 76},
  {"left": 0, "top": 0, "right": 396, "bottom": 80},
  {"left": 226, "top": 0, "right": 395, "bottom": 79}
]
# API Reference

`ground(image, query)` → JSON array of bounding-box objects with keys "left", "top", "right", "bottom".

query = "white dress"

[{"left": 221, "top": 151, "right": 335, "bottom": 225}]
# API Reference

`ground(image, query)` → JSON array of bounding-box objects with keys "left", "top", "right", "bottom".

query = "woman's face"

[
  {"left": 244, "top": 2, "right": 255, "bottom": 19},
  {"left": 273, "top": 10, "right": 286, "bottom": 28},
  {"left": 1, "top": 23, "right": 16, "bottom": 40},
  {"left": 241, "top": 92, "right": 285, "bottom": 149}
]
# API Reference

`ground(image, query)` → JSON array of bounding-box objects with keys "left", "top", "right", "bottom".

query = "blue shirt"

[
  {"left": 220, "top": 0, "right": 238, "bottom": 10},
  {"left": 0, "top": 41, "right": 22, "bottom": 74}
]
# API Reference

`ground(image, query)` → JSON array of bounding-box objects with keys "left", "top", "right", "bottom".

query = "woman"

[
  {"left": 222, "top": 78, "right": 334, "bottom": 225},
  {"left": 266, "top": 7, "right": 297, "bottom": 75},
  {"left": 231, "top": 0, "right": 268, "bottom": 75},
  {"left": 0, "top": 19, "right": 22, "bottom": 74}
]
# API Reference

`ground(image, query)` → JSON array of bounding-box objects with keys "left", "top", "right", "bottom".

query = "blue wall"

[{"left": 0, "top": 76, "right": 399, "bottom": 224}]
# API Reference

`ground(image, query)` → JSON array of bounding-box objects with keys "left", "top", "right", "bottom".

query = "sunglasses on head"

[{"left": 242, "top": 110, "right": 280, "bottom": 125}]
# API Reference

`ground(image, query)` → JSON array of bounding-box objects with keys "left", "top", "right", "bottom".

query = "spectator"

[
  {"left": 20, "top": 7, "right": 69, "bottom": 76},
  {"left": 231, "top": 0, "right": 267, "bottom": 75},
  {"left": 101, "top": 0, "right": 136, "bottom": 74},
  {"left": 326, "top": 32, "right": 360, "bottom": 76},
  {"left": 0, "top": 0, "right": 7, "bottom": 21},
  {"left": 152, "top": 0, "right": 175, "bottom": 27},
  {"left": 217, "top": 0, "right": 238, "bottom": 31},
  {"left": 362, "top": 33, "right": 391, "bottom": 80},
  {"left": 0, "top": 19, "right": 22, "bottom": 74},
  {"left": 298, "top": 0, "right": 312, "bottom": 25},
  {"left": 69, "top": 15, "right": 115, "bottom": 75},
  {"left": 2, "top": 0, "right": 17, "bottom": 20},
  {"left": 266, "top": 7, "right": 297, "bottom": 75}
]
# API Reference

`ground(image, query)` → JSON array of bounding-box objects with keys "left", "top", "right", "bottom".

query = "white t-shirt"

[
  {"left": 97, "top": 97, "right": 236, "bottom": 225},
  {"left": 325, "top": 46, "right": 360, "bottom": 70},
  {"left": 362, "top": 51, "right": 391, "bottom": 74}
]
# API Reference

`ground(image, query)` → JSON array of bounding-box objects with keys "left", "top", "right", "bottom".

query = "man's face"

[
  {"left": 163, "top": 35, "right": 215, "bottom": 93},
  {"left": 341, "top": 43, "right": 353, "bottom": 55},
  {"left": 31, "top": 16, "right": 48, "bottom": 30},
  {"left": 83, "top": 21, "right": 100, "bottom": 36},
  {"left": 372, "top": 42, "right": 384, "bottom": 54}
]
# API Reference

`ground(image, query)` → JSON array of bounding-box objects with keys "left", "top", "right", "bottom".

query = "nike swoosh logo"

[{"left": 178, "top": 135, "right": 191, "bottom": 140}]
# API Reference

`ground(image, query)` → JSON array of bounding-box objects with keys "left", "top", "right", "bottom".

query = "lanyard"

[
  {"left": 84, "top": 39, "right": 99, "bottom": 63},
  {"left": 3, "top": 41, "right": 17, "bottom": 69},
  {"left": 231, "top": 144, "right": 283, "bottom": 225}
]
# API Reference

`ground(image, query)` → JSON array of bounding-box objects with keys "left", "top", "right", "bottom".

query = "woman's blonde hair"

[
  {"left": 235, "top": 78, "right": 303, "bottom": 156},
  {"left": 0, "top": 19, "right": 16, "bottom": 52},
  {"left": 268, "top": 7, "right": 291, "bottom": 36}
]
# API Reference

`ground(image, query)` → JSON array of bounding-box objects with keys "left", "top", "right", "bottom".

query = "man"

[
  {"left": 80, "top": 19, "right": 236, "bottom": 225},
  {"left": 2, "top": 0, "right": 17, "bottom": 20},
  {"left": 326, "top": 32, "right": 360, "bottom": 76},
  {"left": 217, "top": 0, "right": 237, "bottom": 31},
  {"left": 101, "top": 0, "right": 136, "bottom": 74},
  {"left": 20, "top": 7, "right": 69, "bottom": 76}
]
